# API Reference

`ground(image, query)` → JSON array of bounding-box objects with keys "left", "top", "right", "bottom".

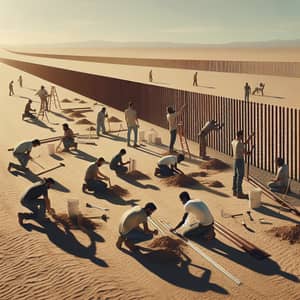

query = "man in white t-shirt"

[
  {"left": 116, "top": 202, "right": 158, "bottom": 252},
  {"left": 125, "top": 101, "right": 139, "bottom": 147},
  {"left": 268, "top": 157, "right": 289, "bottom": 193},
  {"left": 170, "top": 191, "right": 215, "bottom": 240},
  {"left": 8, "top": 139, "right": 41, "bottom": 171},
  {"left": 154, "top": 153, "right": 185, "bottom": 177}
]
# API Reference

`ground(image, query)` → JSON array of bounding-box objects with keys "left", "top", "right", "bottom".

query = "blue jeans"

[
  {"left": 232, "top": 159, "right": 244, "bottom": 194},
  {"left": 127, "top": 126, "right": 138, "bottom": 145},
  {"left": 86, "top": 179, "right": 107, "bottom": 193},
  {"left": 169, "top": 129, "right": 177, "bottom": 151}
]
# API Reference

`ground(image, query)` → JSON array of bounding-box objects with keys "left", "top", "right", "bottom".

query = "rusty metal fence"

[
  {"left": 7, "top": 49, "right": 300, "bottom": 78},
  {"left": 1, "top": 58, "right": 299, "bottom": 182}
]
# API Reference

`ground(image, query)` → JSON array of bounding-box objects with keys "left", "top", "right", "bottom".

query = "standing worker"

[
  {"left": 244, "top": 82, "right": 251, "bottom": 102},
  {"left": 125, "top": 102, "right": 139, "bottom": 147},
  {"left": 193, "top": 72, "right": 198, "bottom": 86},
  {"left": 149, "top": 70, "right": 153, "bottom": 82},
  {"left": 18, "top": 75, "right": 23, "bottom": 88},
  {"left": 232, "top": 130, "right": 254, "bottom": 199},
  {"left": 198, "top": 120, "right": 223, "bottom": 159},
  {"left": 96, "top": 107, "right": 108, "bottom": 136},
  {"left": 166, "top": 104, "right": 186, "bottom": 153},
  {"left": 170, "top": 191, "right": 215, "bottom": 240},
  {"left": 35, "top": 85, "right": 49, "bottom": 112},
  {"left": 8, "top": 139, "right": 41, "bottom": 171},
  {"left": 9, "top": 80, "right": 14, "bottom": 96}
]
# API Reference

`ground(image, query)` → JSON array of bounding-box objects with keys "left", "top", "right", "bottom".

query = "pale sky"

[{"left": 0, "top": 0, "right": 299, "bottom": 45}]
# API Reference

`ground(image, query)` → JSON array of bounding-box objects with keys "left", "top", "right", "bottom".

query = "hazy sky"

[{"left": 0, "top": 0, "right": 299, "bottom": 45}]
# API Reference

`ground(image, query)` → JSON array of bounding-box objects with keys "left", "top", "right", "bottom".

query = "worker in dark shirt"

[
  {"left": 110, "top": 149, "right": 130, "bottom": 174},
  {"left": 18, "top": 178, "right": 55, "bottom": 225}
]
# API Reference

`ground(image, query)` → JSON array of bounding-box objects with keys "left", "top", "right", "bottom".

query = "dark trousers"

[
  {"left": 169, "top": 129, "right": 177, "bottom": 152},
  {"left": 21, "top": 197, "right": 46, "bottom": 217},
  {"left": 111, "top": 165, "right": 128, "bottom": 174},
  {"left": 86, "top": 179, "right": 107, "bottom": 193},
  {"left": 232, "top": 159, "right": 245, "bottom": 194},
  {"left": 183, "top": 223, "right": 214, "bottom": 238},
  {"left": 158, "top": 164, "right": 174, "bottom": 177}
]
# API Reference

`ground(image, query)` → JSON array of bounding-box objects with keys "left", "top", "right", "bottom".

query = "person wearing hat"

[
  {"left": 116, "top": 202, "right": 158, "bottom": 251},
  {"left": 8, "top": 139, "right": 41, "bottom": 171},
  {"left": 18, "top": 178, "right": 56, "bottom": 225},
  {"left": 82, "top": 157, "right": 111, "bottom": 193},
  {"left": 22, "top": 99, "right": 36, "bottom": 120}
]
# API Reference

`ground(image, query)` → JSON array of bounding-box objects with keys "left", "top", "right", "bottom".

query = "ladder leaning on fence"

[{"left": 177, "top": 122, "right": 191, "bottom": 159}]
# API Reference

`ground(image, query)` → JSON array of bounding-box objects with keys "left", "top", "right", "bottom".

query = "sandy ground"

[
  {"left": 0, "top": 63, "right": 299, "bottom": 300},
  {"left": 1, "top": 48, "right": 300, "bottom": 109}
]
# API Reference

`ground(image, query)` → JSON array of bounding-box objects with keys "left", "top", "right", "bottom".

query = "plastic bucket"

[
  {"left": 249, "top": 188, "right": 262, "bottom": 209},
  {"left": 48, "top": 143, "right": 55, "bottom": 155},
  {"left": 68, "top": 199, "right": 80, "bottom": 218}
]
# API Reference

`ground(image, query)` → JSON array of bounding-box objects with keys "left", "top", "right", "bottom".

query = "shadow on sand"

[
  {"left": 20, "top": 216, "right": 108, "bottom": 267},
  {"left": 9, "top": 168, "right": 70, "bottom": 192},
  {"left": 49, "top": 110, "right": 75, "bottom": 122},
  {"left": 193, "top": 237, "right": 299, "bottom": 283},
  {"left": 71, "top": 149, "right": 97, "bottom": 162},
  {"left": 121, "top": 248, "right": 228, "bottom": 294},
  {"left": 118, "top": 173, "right": 160, "bottom": 191},
  {"left": 23, "top": 118, "right": 56, "bottom": 132}
]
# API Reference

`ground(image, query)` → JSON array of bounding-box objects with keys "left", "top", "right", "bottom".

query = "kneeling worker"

[
  {"left": 82, "top": 157, "right": 111, "bottom": 193},
  {"left": 18, "top": 177, "right": 55, "bottom": 225},
  {"left": 154, "top": 153, "right": 185, "bottom": 177},
  {"left": 22, "top": 99, "right": 36, "bottom": 120},
  {"left": 268, "top": 157, "right": 289, "bottom": 193},
  {"left": 170, "top": 191, "right": 215, "bottom": 240},
  {"left": 110, "top": 148, "right": 130, "bottom": 174},
  {"left": 58, "top": 123, "right": 77, "bottom": 152},
  {"left": 116, "top": 203, "right": 158, "bottom": 251}
]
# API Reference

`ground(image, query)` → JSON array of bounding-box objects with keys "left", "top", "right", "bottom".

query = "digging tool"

[
  {"left": 242, "top": 220, "right": 255, "bottom": 233},
  {"left": 259, "top": 218, "right": 272, "bottom": 225},
  {"left": 30, "top": 158, "right": 45, "bottom": 169},
  {"left": 35, "top": 162, "right": 65, "bottom": 176},
  {"left": 247, "top": 211, "right": 254, "bottom": 221},
  {"left": 86, "top": 202, "right": 109, "bottom": 211},
  {"left": 221, "top": 209, "right": 243, "bottom": 219}
]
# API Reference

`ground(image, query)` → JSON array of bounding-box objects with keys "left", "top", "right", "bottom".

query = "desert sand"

[{"left": 0, "top": 55, "right": 300, "bottom": 300}]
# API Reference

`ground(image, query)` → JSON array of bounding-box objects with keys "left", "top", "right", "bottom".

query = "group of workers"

[{"left": 9, "top": 76, "right": 290, "bottom": 254}]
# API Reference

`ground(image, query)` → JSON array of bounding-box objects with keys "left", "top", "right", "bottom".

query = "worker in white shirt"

[
  {"left": 170, "top": 191, "right": 215, "bottom": 240},
  {"left": 154, "top": 153, "right": 185, "bottom": 177}
]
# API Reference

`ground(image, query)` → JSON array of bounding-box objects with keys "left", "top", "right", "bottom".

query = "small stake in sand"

[
  {"left": 86, "top": 202, "right": 109, "bottom": 211},
  {"left": 129, "top": 158, "right": 136, "bottom": 172}
]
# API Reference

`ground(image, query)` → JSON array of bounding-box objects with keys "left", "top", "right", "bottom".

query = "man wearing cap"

[
  {"left": 116, "top": 202, "right": 158, "bottom": 251},
  {"left": 18, "top": 178, "right": 56, "bottom": 225},
  {"left": 8, "top": 139, "right": 41, "bottom": 171},
  {"left": 82, "top": 157, "right": 111, "bottom": 193}
]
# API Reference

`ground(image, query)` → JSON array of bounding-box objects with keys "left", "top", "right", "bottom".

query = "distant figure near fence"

[
  {"left": 149, "top": 70, "right": 153, "bottom": 82},
  {"left": 244, "top": 82, "right": 251, "bottom": 101},
  {"left": 9, "top": 81, "right": 14, "bottom": 96},
  {"left": 18, "top": 75, "right": 23, "bottom": 88},
  {"left": 252, "top": 82, "right": 265, "bottom": 96},
  {"left": 193, "top": 72, "right": 198, "bottom": 86}
]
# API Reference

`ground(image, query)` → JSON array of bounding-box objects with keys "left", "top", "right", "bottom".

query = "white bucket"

[
  {"left": 48, "top": 143, "right": 55, "bottom": 155},
  {"left": 249, "top": 188, "right": 262, "bottom": 209},
  {"left": 68, "top": 199, "right": 80, "bottom": 218}
]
